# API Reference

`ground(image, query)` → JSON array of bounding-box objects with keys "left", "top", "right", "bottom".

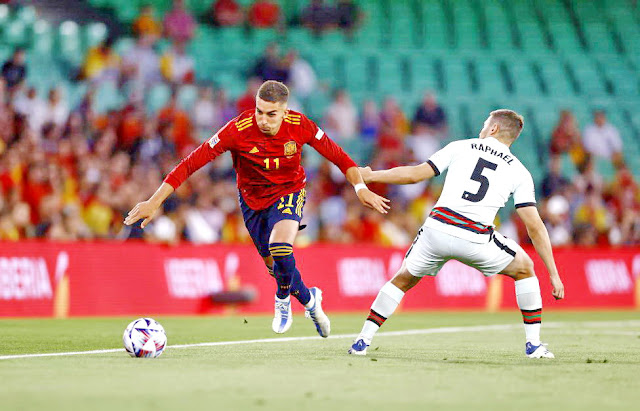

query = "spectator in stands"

[
  {"left": 44, "top": 88, "right": 69, "bottom": 128},
  {"left": 335, "top": 0, "right": 361, "bottom": 36},
  {"left": 544, "top": 194, "right": 572, "bottom": 246},
  {"left": 324, "top": 89, "right": 357, "bottom": 141},
  {"left": 412, "top": 92, "right": 447, "bottom": 139},
  {"left": 301, "top": 0, "right": 336, "bottom": 35},
  {"left": 81, "top": 37, "right": 120, "bottom": 83},
  {"left": 550, "top": 110, "right": 585, "bottom": 166},
  {"left": 236, "top": 77, "right": 261, "bottom": 113},
  {"left": 252, "top": 43, "right": 289, "bottom": 82},
  {"left": 247, "top": 0, "right": 281, "bottom": 29},
  {"left": 541, "top": 155, "right": 570, "bottom": 198},
  {"left": 164, "top": 0, "right": 196, "bottom": 44},
  {"left": 133, "top": 4, "right": 162, "bottom": 40},
  {"left": 193, "top": 86, "right": 220, "bottom": 142},
  {"left": 13, "top": 87, "right": 47, "bottom": 134},
  {"left": 583, "top": 110, "right": 623, "bottom": 165},
  {"left": 215, "top": 88, "right": 237, "bottom": 124},
  {"left": 158, "top": 92, "right": 194, "bottom": 154},
  {"left": 1, "top": 48, "right": 26, "bottom": 91},
  {"left": 211, "top": 0, "right": 244, "bottom": 27},
  {"left": 360, "top": 100, "right": 380, "bottom": 142},
  {"left": 286, "top": 50, "right": 318, "bottom": 100},
  {"left": 122, "top": 34, "right": 162, "bottom": 94},
  {"left": 574, "top": 185, "right": 611, "bottom": 244},
  {"left": 160, "top": 42, "right": 195, "bottom": 84}
]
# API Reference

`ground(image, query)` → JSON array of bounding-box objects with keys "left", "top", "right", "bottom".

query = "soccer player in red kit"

[{"left": 124, "top": 80, "right": 390, "bottom": 337}]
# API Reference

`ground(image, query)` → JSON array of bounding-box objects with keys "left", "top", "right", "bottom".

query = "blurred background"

[{"left": 0, "top": 0, "right": 638, "bottom": 250}]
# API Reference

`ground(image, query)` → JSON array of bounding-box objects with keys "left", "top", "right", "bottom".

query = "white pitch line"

[{"left": 1, "top": 320, "right": 638, "bottom": 361}]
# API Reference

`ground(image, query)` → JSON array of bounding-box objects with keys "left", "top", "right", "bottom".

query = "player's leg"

[
  {"left": 349, "top": 228, "right": 445, "bottom": 355},
  {"left": 269, "top": 218, "right": 329, "bottom": 337},
  {"left": 497, "top": 236, "right": 553, "bottom": 358},
  {"left": 262, "top": 255, "right": 275, "bottom": 278}
]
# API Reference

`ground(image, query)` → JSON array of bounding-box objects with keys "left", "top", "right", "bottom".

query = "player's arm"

[
  {"left": 124, "top": 129, "right": 231, "bottom": 228},
  {"left": 516, "top": 206, "right": 565, "bottom": 300},
  {"left": 308, "top": 128, "right": 390, "bottom": 214},
  {"left": 359, "top": 162, "right": 437, "bottom": 185}
]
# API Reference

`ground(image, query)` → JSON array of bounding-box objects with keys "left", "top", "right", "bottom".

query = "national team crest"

[{"left": 284, "top": 141, "right": 297, "bottom": 156}]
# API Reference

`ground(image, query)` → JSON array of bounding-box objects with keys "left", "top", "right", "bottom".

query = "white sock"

[
  {"left": 304, "top": 293, "right": 315, "bottom": 310},
  {"left": 515, "top": 276, "right": 542, "bottom": 346},
  {"left": 360, "top": 282, "right": 405, "bottom": 343},
  {"left": 275, "top": 295, "right": 290, "bottom": 303}
]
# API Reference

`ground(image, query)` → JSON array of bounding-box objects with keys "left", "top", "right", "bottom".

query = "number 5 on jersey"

[{"left": 463, "top": 158, "right": 497, "bottom": 202}]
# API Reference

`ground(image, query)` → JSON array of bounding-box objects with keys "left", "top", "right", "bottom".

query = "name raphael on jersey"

[{"left": 471, "top": 142, "right": 514, "bottom": 165}]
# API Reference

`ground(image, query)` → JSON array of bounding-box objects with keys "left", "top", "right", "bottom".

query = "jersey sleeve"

[
  {"left": 163, "top": 120, "right": 235, "bottom": 189},
  {"left": 303, "top": 115, "right": 357, "bottom": 174},
  {"left": 426, "top": 141, "right": 459, "bottom": 176},
  {"left": 512, "top": 168, "right": 537, "bottom": 208}
]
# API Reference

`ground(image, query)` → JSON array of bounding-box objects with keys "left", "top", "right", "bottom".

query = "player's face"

[{"left": 255, "top": 97, "right": 287, "bottom": 136}]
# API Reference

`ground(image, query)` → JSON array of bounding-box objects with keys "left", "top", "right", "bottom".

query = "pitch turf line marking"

[{"left": 1, "top": 320, "right": 639, "bottom": 361}]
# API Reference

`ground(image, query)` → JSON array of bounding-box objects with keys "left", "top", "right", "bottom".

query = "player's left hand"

[
  {"left": 357, "top": 188, "right": 391, "bottom": 214},
  {"left": 550, "top": 275, "right": 564, "bottom": 300}
]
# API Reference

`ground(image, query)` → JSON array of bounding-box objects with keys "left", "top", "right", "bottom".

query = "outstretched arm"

[
  {"left": 516, "top": 206, "right": 565, "bottom": 300},
  {"left": 124, "top": 183, "right": 174, "bottom": 228},
  {"left": 345, "top": 166, "right": 390, "bottom": 214},
  {"left": 309, "top": 130, "right": 390, "bottom": 214},
  {"left": 359, "top": 162, "right": 437, "bottom": 185},
  {"left": 124, "top": 128, "right": 231, "bottom": 228}
]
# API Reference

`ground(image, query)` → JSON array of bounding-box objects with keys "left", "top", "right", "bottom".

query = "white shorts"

[{"left": 404, "top": 226, "right": 522, "bottom": 277}]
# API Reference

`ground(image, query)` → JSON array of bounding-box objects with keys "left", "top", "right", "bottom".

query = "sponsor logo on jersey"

[
  {"left": 249, "top": 146, "right": 259, "bottom": 154},
  {"left": 284, "top": 141, "right": 297, "bottom": 156},
  {"left": 208, "top": 133, "right": 220, "bottom": 148}
]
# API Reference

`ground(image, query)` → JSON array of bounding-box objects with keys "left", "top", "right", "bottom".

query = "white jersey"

[{"left": 424, "top": 137, "right": 536, "bottom": 243}]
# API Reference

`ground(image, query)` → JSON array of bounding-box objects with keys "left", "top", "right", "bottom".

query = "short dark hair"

[
  {"left": 257, "top": 80, "right": 289, "bottom": 104},
  {"left": 490, "top": 109, "right": 524, "bottom": 140}
]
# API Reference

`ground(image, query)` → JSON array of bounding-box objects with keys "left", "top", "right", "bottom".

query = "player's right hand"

[
  {"left": 357, "top": 188, "right": 391, "bottom": 214},
  {"left": 124, "top": 200, "right": 159, "bottom": 229},
  {"left": 550, "top": 275, "right": 564, "bottom": 300},
  {"left": 358, "top": 166, "right": 373, "bottom": 184}
]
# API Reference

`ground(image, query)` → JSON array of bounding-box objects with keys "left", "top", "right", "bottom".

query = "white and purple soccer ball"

[{"left": 123, "top": 318, "right": 167, "bottom": 358}]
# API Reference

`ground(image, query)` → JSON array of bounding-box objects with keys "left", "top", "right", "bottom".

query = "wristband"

[{"left": 354, "top": 183, "right": 367, "bottom": 193}]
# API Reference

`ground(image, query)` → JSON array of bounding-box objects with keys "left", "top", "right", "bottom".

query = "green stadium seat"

[
  {"left": 57, "top": 21, "right": 83, "bottom": 66},
  {"left": 422, "top": 1, "right": 450, "bottom": 50},
  {"left": 177, "top": 85, "right": 198, "bottom": 111},
  {"left": 4, "top": 19, "right": 27, "bottom": 47},
  {"left": 31, "top": 20, "right": 53, "bottom": 55},
  {"left": 145, "top": 83, "right": 171, "bottom": 114},
  {"left": 15, "top": 6, "right": 37, "bottom": 26},
  {"left": 95, "top": 81, "right": 124, "bottom": 113},
  {"left": 84, "top": 22, "right": 108, "bottom": 49},
  {"left": 0, "top": 4, "right": 10, "bottom": 27}
]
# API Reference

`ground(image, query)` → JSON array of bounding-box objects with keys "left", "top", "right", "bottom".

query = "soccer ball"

[{"left": 123, "top": 318, "right": 167, "bottom": 358}]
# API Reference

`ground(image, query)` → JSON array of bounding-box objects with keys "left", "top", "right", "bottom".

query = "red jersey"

[{"left": 164, "top": 110, "right": 357, "bottom": 210}]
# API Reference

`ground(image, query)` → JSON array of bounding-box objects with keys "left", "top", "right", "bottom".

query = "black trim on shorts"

[
  {"left": 515, "top": 202, "right": 536, "bottom": 209},
  {"left": 493, "top": 236, "right": 516, "bottom": 257},
  {"left": 427, "top": 160, "right": 440, "bottom": 176}
]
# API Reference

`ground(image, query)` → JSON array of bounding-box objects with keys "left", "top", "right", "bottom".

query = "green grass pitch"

[{"left": 1, "top": 311, "right": 639, "bottom": 410}]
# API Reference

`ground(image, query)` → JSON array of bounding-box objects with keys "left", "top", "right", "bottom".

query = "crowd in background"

[{"left": 0, "top": 0, "right": 638, "bottom": 247}]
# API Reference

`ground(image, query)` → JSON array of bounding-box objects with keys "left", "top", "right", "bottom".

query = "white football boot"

[
  {"left": 272, "top": 296, "right": 292, "bottom": 334},
  {"left": 305, "top": 287, "right": 330, "bottom": 338},
  {"left": 525, "top": 342, "right": 555, "bottom": 358}
]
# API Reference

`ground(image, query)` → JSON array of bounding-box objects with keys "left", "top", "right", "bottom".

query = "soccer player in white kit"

[{"left": 349, "top": 109, "right": 565, "bottom": 359}]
